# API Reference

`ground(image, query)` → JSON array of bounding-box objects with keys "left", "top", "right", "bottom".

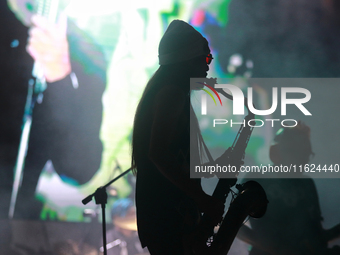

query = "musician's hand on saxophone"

[
  {"left": 27, "top": 13, "right": 71, "bottom": 82},
  {"left": 193, "top": 193, "right": 225, "bottom": 226}
]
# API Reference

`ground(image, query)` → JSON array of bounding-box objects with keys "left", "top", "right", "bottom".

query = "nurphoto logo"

[{"left": 191, "top": 78, "right": 312, "bottom": 128}]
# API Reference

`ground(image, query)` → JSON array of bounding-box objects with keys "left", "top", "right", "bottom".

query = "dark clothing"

[
  {"left": 246, "top": 177, "right": 325, "bottom": 255},
  {"left": 134, "top": 84, "right": 197, "bottom": 252},
  {"left": 0, "top": 2, "right": 106, "bottom": 219},
  {"left": 135, "top": 162, "right": 188, "bottom": 250}
]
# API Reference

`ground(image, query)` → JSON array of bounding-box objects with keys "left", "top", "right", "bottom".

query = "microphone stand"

[
  {"left": 8, "top": 0, "right": 59, "bottom": 219},
  {"left": 82, "top": 168, "right": 132, "bottom": 255},
  {"left": 8, "top": 72, "right": 46, "bottom": 218}
]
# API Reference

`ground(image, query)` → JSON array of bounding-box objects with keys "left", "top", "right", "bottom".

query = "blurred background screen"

[{"left": 1, "top": 0, "right": 340, "bottom": 254}]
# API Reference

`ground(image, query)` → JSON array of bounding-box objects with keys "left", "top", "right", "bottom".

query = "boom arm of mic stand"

[{"left": 81, "top": 168, "right": 132, "bottom": 205}]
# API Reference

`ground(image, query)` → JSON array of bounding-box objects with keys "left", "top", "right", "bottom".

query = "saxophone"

[{"left": 190, "top": 78, "right": 268, "bottom": 255}]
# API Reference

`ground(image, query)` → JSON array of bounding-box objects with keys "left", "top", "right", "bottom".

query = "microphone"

[{"left": 203, "top": 77, "right": 234, "bottom": 100}]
